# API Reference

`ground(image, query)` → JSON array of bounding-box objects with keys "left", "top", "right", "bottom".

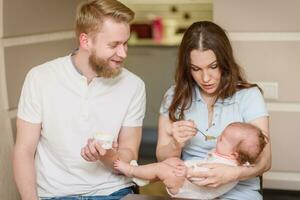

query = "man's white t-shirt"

[{"left": 17, "top": 55, "right": 146, "bottom": 197}]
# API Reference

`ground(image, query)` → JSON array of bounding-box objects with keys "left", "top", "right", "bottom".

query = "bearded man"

[{"left": 13, "top": 1, "right": 145, "bottom": 199}]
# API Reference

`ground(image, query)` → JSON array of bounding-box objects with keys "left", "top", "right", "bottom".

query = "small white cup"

[{"left": 93, "top": 132, "right": 114, "bottom": 149}]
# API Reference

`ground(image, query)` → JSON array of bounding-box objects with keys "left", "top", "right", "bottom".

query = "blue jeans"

[{"left": 41, "top": 186, "right": 134, "bottom": 200}]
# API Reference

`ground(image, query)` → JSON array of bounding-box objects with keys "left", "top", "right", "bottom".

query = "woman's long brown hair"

[{"left": 169, "top": 21, "right": 260, "bottom": 122}]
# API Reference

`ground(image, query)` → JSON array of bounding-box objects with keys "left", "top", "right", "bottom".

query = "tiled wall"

[
  {"left": 0, "top": 1, "right": 84, "bottom": 199},
  {"left": 214, "top": 0, "right": 300, "bottom": 190},
  {"left": 232, "top": 40, "right": 300, "bottom": 102},
  {"left": 5, "top": 39, "right": 76, "bottom": 110},
  {"left": 214, "top": 0, "right": 300, "bottom": 32},
  {"left": 3, "top": 0, "right": 82, "bottom": 37}
]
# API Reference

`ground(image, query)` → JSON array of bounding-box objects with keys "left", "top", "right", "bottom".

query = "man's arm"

[
  {"left": 102, "top": 126, "right": 142, "bottom": 167},
  {"left": 13, "top": 118, "right": 41, "bottom": 200},
  {"left": 116, "top": 126, "right": 142, "bottom": 162}
]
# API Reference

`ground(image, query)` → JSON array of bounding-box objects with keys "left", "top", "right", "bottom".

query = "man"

[{"left": 13, "top": 0, "right": 145, "bottom": 199}]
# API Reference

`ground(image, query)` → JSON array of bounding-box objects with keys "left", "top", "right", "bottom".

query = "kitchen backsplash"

[
  {"left": 122, "top": 1, "right": 212, "bottom": 30},
  {"left": 121, "top": 1, "right": 212, "bottom": 43}
]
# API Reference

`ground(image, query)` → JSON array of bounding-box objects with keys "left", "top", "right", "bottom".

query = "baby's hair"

[{"left": 228, "top": 122, "right": 268, "bottom": 165}]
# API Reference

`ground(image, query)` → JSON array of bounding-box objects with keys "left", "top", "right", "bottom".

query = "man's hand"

[
  {"left": 80, "top": 138, "right": 118, "bottom": 162},
  {"left": 80, "top": 127, "right": 141, "bottom": 170},
  {"left": 187, "top": 163, "right": 240, "bottom": 188}
]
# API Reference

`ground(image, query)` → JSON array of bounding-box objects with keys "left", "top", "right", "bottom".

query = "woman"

[{"left": 156, "top": 21, "right": 271, "bottom": 200}]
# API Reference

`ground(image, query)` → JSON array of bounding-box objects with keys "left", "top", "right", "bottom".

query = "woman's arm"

[
  {"left": 156, "top": 115, "right": 197, "bottom": 161},
  {"left": 156, "top": 115, "right": 181, "bottom": 161},
  {"left": 188, "top": 116, "right": 271, "bottom": 187}
]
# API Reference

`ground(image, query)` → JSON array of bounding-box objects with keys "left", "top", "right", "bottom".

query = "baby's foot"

[{"left": 114, "top": 159, "right": 134, "bottom": 177}]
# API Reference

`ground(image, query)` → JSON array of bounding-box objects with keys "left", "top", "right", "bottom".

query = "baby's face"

[{"left": 215, "top": 126, "right": 240, "bottom": 156}]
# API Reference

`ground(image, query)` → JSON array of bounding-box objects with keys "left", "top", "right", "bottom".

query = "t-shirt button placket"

[
  {"left": 82, "top": 105, "right": 89, "bottom": 120},
  {"left": 82, "top": 91, "right": 89, "bottom": 120}
]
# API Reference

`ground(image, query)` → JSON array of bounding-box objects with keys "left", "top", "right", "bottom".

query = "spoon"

[{"left": 195, "top": 127, "right": 216, "bottom": 141}]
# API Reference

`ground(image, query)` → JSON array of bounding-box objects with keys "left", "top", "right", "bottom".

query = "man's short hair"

[{"left": 75, "top": 0, "right": 134, "bottom": 39}]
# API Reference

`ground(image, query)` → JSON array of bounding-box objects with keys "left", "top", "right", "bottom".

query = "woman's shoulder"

[
  {"left": 161, "top": 85, "right": 175, "bottom": 105},
  {"left": 164, "top": 85, "right": 176, "bottom": 97},
  {"left": 233, "top": 86, "right": 263, "bottom": 101},
  {"left": 219, "top": 87, "right": 261, "bottom": 105},
  {"left": 234, "top": 86, "right": 268, "bottom": 120},
  {"left": 160, "top": 85, "right": 176, "bottom": 115}
]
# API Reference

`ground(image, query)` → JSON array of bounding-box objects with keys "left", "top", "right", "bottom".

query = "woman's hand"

[
  {"left": 187, "top": 163, "right": 240, "bottom": 188},
  {"left": 156, "top": 116, "right": 197, "bottom": 161},
  {"left": 163, "top": 157, "right": 187, "bottom": 177},
  {"left": 170, "top": 120, "right": 197, "bottom": 148}
]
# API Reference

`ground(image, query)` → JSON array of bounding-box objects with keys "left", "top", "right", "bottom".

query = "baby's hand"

[{"left": 113, "top": 159, "right": 133, "bottom": 177}]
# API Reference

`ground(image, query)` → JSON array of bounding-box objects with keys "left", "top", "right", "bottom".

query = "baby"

[{"left": 114, "top": 122, "right": 268, "bottom": 199}]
